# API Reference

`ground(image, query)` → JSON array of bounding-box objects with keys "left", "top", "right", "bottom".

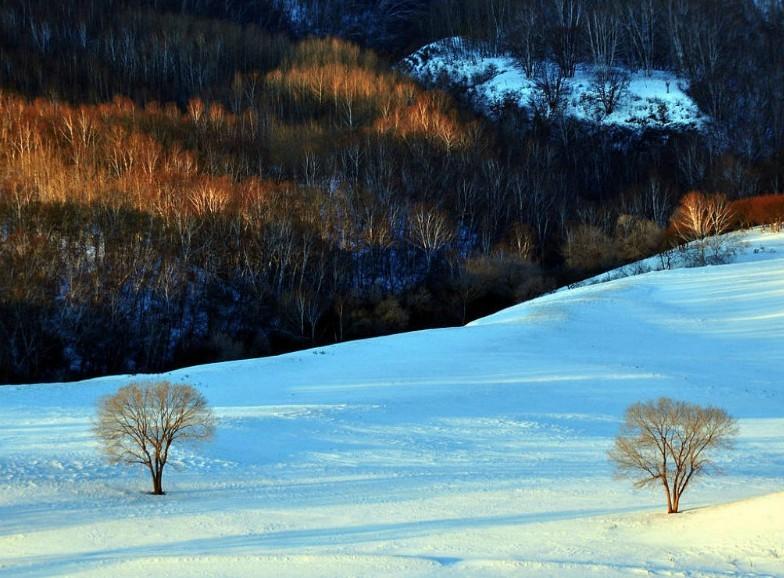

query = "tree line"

[
  {"left": 0, "top": 40, "right": 558, "bottom": 382},
  {"left": 0, "top": 1, "right": 782, "bottom": 383}
]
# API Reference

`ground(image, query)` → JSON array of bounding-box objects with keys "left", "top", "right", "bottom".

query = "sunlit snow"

[{"left": 1, "top": 230, "right": 782, "bottom": 577}]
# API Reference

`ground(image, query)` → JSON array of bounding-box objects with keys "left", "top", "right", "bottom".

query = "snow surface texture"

[
  {"left": 403, "top": 38, "right": 705, "bottom": 132},
  {"left": 1, "top": 230, "right": 783, "bottom": 577}
]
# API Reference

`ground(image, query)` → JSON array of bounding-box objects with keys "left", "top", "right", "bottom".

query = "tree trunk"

[
  {"left": 151, "top": 464, "right": 165, "bottom": 495},
  {"left": 663, "top": 482, "right": 674, "bottom": 513}
]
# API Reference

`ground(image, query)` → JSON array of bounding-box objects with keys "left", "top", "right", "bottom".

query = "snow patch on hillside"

[{"left": 403, "top": 38, "right": 705, "bottom": 132}]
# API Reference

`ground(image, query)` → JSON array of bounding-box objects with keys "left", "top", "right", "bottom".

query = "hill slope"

[
  {"left": 1, "top": 230, "right": 783, "bottom": 577},
  {"left": 403, "top": 38, "right": 705, "bottom": 132}
]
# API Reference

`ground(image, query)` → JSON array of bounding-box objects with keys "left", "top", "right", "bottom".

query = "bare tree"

[
  {"left": 454, "top": 258, "right": 493, "bottom": 323},
  {"left": 586, "top": 66, "right": 630, "bottom": 118},
  {"left": 505, "top": 222, "right": 537, "bottom": 261},
  {"left": 609, "top": 398, "right": 738, "bottom": 514},
  {"left": 95, "top": 381, "right": 215, "bottom": 495},
  {"left": 531, "top": 63, "right": 569, "bottom": 118},
  {"left": 614, "top": 214, "right": 663, "bottom": 262},
  {"left": 509, "top": 3, "right": 543, "bottom": 78},
  {"left": 586, "top": 9, "right": 620, "bottom": 69},
  {"left": 562, "top": 223, "right": 616, "bottom": 271},
  {"left": 552, "top": 0, "right": 583, "bottom": 77},
  {"left": 624, "top": 0, "right": 656, "bottom": 76},
  {"left": 407, "top": 204, "right": 455, "bottom": 273},
  {"left": 670, "top": 191, "right": 736, "bottom": 265}
]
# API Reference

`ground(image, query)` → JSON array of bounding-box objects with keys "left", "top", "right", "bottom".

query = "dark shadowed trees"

[{"left": 2, "top": 1, "right": 783, "bottom": 382}]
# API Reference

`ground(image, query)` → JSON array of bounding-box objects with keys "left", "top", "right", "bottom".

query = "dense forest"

[{"left": 1, "top": 0, "right": 783, "bottom": 383}]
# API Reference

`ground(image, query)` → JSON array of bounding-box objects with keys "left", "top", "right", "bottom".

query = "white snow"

[
  {"left": 403, "top": 38, "right": 705, "bottom": 132},
  {"left": 1, "top": 229, "right": 783, "bottom": 577}
]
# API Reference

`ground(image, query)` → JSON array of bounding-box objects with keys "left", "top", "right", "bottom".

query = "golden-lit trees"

[
  {"left": 2, "top": 8, "right": 760, "bottom": 384},
  {"left": 670, "top": 191, "right": 736, "bottom": 265},
  {"left": 731, "top": 194, "right": 784, "bottom": 232},
  {"left": 671, "top": 191, "right": 734, "bottom": 242}
]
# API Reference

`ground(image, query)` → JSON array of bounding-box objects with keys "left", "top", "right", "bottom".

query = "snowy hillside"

[
  {"left": 403, "top": 38, "right": 705, "bottom": 132},
  {"left": 1, "top": 230, "right": 783, "bottom": 577}
]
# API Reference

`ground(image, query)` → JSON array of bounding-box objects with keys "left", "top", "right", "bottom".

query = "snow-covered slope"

[
  {"left": 1, "top": 230, "right": 783, "bottom": 577},
  {"left": 403, "top": 38, "right": 705, "bottom": 132}
]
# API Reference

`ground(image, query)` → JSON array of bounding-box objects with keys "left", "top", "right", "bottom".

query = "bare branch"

[
  {"left": 95, "top": 381, "right": 215, "bottom": 495},
  {"left": 608, "top": 397, "right": 737, "bottom": 513}
]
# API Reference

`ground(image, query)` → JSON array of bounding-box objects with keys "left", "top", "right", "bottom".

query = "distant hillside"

[
  {"left": 403, "top": 38, "right": 704, "bottom": 134},
  {"left": 1, "top": 0, "right": 783, "bottom": 384}
]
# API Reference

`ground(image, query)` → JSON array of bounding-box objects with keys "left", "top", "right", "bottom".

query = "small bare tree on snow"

[
  {"left": 591, "top": 67, "right": 630, "bottom": 118},
  {"left": 580, "top": 65, "right": 629, "bottom": 120},
  {"left": 530, "top": 63, "right": 569, "bottom": 119},
  {"left": 609, "top": 398, "right": 738, "bottom": 514},
  {"left": 96, "top": 381, "right": 215, "bottom": 495}
]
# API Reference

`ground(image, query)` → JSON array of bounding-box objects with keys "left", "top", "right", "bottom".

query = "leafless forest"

[{"left": 1, "top": 0, "right": 783, "bottom": 382}]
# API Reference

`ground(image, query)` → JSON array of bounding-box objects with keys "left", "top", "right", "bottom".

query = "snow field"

[{"left": 1, "top": 230, "right": 783, "bottom": 577}]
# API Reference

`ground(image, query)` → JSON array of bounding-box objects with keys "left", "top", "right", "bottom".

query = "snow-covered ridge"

[
  {"left": 472, "top": 228, "right": 784, "bottom": 328},
  {"left": 1, "top": 229, "right": 782, "bottom": 577},
  {"left": 402, "top": 38, "right": 705, "bottom": 132}
]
